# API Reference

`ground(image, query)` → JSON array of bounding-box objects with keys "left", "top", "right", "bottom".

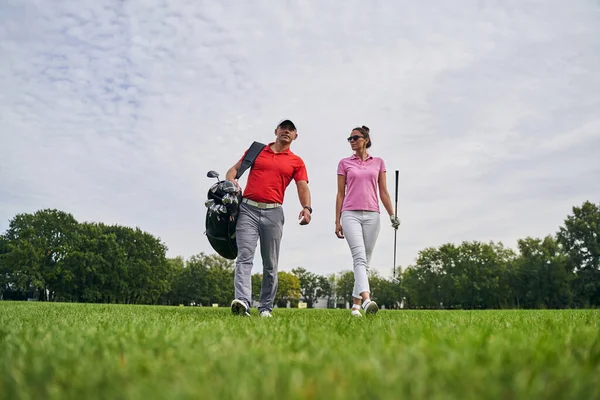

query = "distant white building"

[{"left": 302, "top": 296, "right": 338, "bottom": 309}]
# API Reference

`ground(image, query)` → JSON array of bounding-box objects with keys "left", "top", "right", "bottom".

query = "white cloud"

[{"left": 1, "top": 0, "right": 600, "bottom": 278}]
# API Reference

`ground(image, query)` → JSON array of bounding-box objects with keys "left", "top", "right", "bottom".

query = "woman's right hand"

[{"left": 335, "top": 222, "right": 344, "bottom": 239}]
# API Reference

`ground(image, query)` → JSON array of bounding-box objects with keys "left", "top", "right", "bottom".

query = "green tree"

[
  {"left": 402, "top": 246, "right": 448, "bottom": 308},
  {"left": 319, "top": 274, "right": 334, "bottom": 308},
  {"left": 0, "top": 209, "right": 177, "bottom": 305},
  {"left": 204, "top": 253, "right": 235, "bottom": 306},
  {"left": 2, "top": 209, "right": 79, "bottom": 301},
  {"left": 402, "top": 241, "right": 514, "bottom": 309},
  {"left": 291, "top": 267, "right": 328, "bottom": 308},
  {"left": 179, "top": 253, "right": 211, "bottom": 306},
  {"left": 453, "top": 241, "right": 514, "bottom": 309},
  {"left": 335, "top": 271, "right": 354, "bottom": 308},
  {"left": 160, "top": 256, "right": 185, "bottom": 305},
  {"left": 170, "top": 253, "right": 235, "bottom": 306},
  {"left": 557, "top": 201, "right": 600, "bottom": 307},
  {"left": 369, "top": 271, "right": 402, "bottom": 309},
  {"left": 515, "top": 236, "right": 572, "bottom": 308},
  {"left": 119, "top": 225, "right": 169, "bottom": 304},
  {"left": 60, "top": 222, "right": 116, "bottom": 302},
  {"left": 400, "top": 267, "right": 420, "bottom": 308},
  {"left": 275, "top": 271, "right": 301, "bottom": 308},
  {"left": 58, "top": 222, "right": 170, "bottom": 304},
  {"left": 251, "top": 273, "right": 262, "bottom": 302},
  {"left": 0, "top": 234, "right": 10, "bottom": 299}
]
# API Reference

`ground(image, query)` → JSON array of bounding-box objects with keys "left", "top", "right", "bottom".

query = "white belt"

[{"left": 242, "top": 198, "right": 281, "bottom": 209}]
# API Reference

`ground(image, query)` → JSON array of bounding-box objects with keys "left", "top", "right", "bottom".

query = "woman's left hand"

[{"left": 390, "top": 215, "right": 400, "bottom": 229}]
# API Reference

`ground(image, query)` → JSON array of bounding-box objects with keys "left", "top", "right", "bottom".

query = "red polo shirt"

[{"left": 238, "top": 142, "right": 308, "bottom": 204}]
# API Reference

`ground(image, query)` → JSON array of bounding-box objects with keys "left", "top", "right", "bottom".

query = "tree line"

[{"left": 1, "top": 201, "right": 598, "bottom": 309}]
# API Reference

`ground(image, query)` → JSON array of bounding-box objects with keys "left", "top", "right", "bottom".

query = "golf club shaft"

[{"left": 393, "top": 170, "right": 399, "bottom": 278}]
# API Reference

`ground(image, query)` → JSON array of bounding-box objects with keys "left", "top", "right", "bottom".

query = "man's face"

[{"left": 275, "top": 123, "right": 297, "bottom": 144}]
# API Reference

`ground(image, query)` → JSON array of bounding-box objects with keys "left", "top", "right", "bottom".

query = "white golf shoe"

[
  {"left": 259, "top": 310, "right": 273, "bottom": 318},
  {"left": 362, "top": 299, "right": 379, "bottom": 316}
]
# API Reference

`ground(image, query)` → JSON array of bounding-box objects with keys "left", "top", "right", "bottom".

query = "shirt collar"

[
  {"left": 265, "top": 142, "right": 291, "bottom": 154},
  {"left": 351, "top": 153, "right": 373, "bottom": 160}
]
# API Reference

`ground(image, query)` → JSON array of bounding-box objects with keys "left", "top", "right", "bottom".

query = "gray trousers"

[{"left": 234, "top": 201, "right": 284, "bottom": 312}]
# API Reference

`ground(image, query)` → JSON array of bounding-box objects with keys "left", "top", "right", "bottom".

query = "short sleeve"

[
  {"left": 294, "top": 159, "right": 309, "bottom": 183},
  {"left": 337, "top": 159, "right": 346, "bottom": 176},
  {"left": 379, "top": 158, "right": 386, "bottom": 173}
]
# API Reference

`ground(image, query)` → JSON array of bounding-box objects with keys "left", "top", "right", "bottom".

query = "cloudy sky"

[{"left": 1, "top": 0, "right": 599, "bottom": 278}]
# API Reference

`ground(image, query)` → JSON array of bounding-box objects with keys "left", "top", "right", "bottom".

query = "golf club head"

[
  {"left": 391, "top": 278, "right": 400, "bottom": 284},
  {"left": 207, "top": 170, "right": 220, "bottom": 179},
  {"left": 204, "top": 198, "right": 215, "bottom": 208}
]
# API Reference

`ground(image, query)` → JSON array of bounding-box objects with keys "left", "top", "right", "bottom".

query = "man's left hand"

[{"left": 298, "top": 208, "right": 312, "bottom": 225}]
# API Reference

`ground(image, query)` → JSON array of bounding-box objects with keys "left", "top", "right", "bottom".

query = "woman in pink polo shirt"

[{"left": 335, "top": 125, "right": 400, "bottom": 317}]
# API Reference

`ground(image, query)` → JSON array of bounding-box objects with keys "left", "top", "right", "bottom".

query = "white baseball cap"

[{"left": 276, "top": 119, "right": 297, "bottom": 131}]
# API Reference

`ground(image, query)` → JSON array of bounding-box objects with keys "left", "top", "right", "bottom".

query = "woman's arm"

[
  {"left": 378, "top": 171, "right": 395, "bottom": 217},
  {"left": 335, "top": 175, "right": 346, "bottom": 224},
  {"left": 335, "top": 175, "right": 346, "bottom": 238}
]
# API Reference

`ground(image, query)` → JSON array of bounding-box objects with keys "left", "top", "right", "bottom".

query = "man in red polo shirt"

[{"left": 225, "top": 119, "right": 312, "bottom": 317}]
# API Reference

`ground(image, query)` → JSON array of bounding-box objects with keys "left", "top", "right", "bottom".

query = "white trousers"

[{"left": 341, "top": 210, "right": 381, "bottom": 299}]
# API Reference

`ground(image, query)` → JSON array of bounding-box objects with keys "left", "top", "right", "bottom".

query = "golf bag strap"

[{"left": 235, "top": 141, "right": 266, "bottom": 179}]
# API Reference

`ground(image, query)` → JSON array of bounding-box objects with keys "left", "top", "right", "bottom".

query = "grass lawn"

[{"left": 1, "top": 302, "right": 599, "bottom": 400}]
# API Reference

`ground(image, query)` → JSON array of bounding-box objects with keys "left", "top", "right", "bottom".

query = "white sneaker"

[
  {"left": 362, "top": 299, "right": 379, "bottom": 315},
  {"left": 259, "top": 310, "right": 273, "bottom": 318},
  {"left": 351, "top": 308, "right": 362, "bottom": 318},
  {"left": 231, "top": 299, "right": 250, "bottom": 316}
]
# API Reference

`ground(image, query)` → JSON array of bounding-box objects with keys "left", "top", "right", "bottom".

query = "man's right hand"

[{"left": 227, "top": 178, "right": 241, "bottom": 190}]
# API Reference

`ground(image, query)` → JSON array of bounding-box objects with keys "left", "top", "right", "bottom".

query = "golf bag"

[{"left": 204, "top": 141, "right": 266, "bottom": 259}]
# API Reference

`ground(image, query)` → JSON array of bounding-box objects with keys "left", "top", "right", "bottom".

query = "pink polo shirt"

[{"left": 337, "top": 154, "right": 386, "bottom": 213}]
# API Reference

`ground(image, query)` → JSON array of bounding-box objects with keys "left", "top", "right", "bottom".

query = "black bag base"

[
  {"left": 206, "top": 232, "right": 237, "bottom": 260},
  {"left": 205, "top": 208, "right": 238, "bottom": 260}
]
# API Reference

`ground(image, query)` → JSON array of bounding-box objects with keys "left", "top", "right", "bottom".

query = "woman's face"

[{"left": 347, "top": 130, "right": 367, "bottom": 151}]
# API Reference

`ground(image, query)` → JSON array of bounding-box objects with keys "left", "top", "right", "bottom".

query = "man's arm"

[
  {"left": 296, "top": 180, "right": 312, "bottom": 225},
  {"left": 296, "top": 180, "right": 311, "bottom": 208},
  {"left": 225, "top": 160, "right": 242, "bottom": 181}
]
